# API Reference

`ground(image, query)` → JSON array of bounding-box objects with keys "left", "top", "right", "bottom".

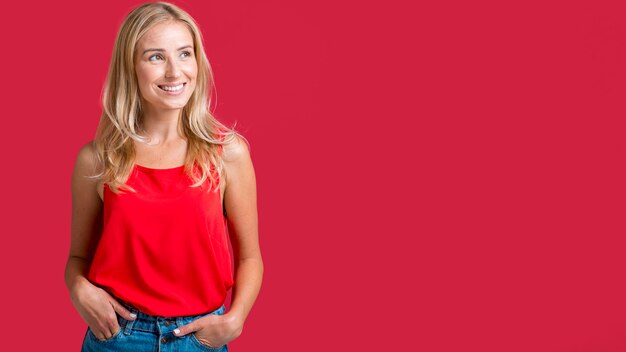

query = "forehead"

[{"left": 136, "top": 21, "right": 193, "bottom": 49}]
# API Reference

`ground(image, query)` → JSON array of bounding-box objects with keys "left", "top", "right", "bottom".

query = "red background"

[{"left": 1, "top": 0, "right": 625, "bottom": 351}]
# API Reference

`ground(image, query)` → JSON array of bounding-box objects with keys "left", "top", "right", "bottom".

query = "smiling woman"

[{"left": 64, "top": 2, "right": 263, "bottom": 352}]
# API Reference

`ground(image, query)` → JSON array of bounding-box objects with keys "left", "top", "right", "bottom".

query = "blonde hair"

[{"left": 89, "top": 1, "right": 247, "bottom": 194}]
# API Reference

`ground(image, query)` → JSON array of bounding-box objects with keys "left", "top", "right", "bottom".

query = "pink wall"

[{"left": 3, "top": 0, "right": 626, "bottom": 351}]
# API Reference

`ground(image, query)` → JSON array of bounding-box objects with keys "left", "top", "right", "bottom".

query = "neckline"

[{"left": 134, "top": 163, "right": 186, "bottom": 172}]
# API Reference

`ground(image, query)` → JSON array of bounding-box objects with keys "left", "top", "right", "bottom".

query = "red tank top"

[{"left": 87, "top": 156, "right": 234, "bottom": 317}]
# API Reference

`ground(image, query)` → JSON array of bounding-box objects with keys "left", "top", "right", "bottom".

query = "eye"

[
  {"left": 148, "top": 54, "right": 163, "bottom": 62},
  {"left": 181, "top": 51, "right": 192, "bottom": 58}
]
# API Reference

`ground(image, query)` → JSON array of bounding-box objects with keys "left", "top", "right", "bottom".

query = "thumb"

[
  {"left": 110, "top": 300, "right": 138, "bottom": 321},
  {"left": 173, "top": 321, "right": 199, "bottom": 337}
]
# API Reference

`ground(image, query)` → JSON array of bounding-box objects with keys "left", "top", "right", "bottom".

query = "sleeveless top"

[{"left": 87, "top": 152, "right": 234, "bottom": 317}]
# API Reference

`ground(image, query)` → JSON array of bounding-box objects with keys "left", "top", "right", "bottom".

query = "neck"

[{"left": 140, "top": 107, "right": 185, "bottom": 145}]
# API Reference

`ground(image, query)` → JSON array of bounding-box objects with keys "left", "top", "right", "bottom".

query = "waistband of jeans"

[
  {"left": 116, "top": 298, "right": 225, "bottom": 321},
  {"left": 111, "top": 302, "right": 225, "bottom": 334}
]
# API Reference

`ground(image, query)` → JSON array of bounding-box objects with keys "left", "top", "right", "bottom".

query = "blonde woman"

[{"left": 64, "top": 2, "right": 263, "bottom": 351}]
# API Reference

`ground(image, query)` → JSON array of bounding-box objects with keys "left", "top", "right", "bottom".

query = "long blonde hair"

[{"left": 89, "top": 1, "right": 246, "bottom": 194}]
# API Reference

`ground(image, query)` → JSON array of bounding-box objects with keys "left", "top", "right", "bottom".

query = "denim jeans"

[{"left": 80, "top": 297, "right": 229, "bottom": 352}]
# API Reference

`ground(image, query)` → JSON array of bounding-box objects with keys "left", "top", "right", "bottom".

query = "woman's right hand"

[{"left": 70, "top": 280, "right": 137, "bottom": 340}]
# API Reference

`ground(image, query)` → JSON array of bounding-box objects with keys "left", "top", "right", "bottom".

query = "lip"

[
  {"left": 157, "top": 82, "right": 186, "bottom": 96},
  {"left": 158, "top": 82, "right": 186, "bottom": 88}
]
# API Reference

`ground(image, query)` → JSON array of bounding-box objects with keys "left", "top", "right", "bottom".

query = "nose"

[{"left": 165, "top": 59, "right": 182, "bottom": 78}]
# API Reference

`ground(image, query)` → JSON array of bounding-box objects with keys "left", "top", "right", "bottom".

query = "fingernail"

[
  {"left": 130, "top": 313, "right": 137, "bottom": 319},
  {"left": 174, "top": 328, "right": 180, "bottom": 335}
]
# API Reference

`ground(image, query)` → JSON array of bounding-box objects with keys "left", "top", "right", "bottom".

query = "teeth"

[{"left": 159, "top": 83, "right": 184, "bottom": 92}]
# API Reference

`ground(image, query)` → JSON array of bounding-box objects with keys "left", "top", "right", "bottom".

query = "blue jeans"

[{"left": 80, "top": 297, "right": 229, "bottom": 352}]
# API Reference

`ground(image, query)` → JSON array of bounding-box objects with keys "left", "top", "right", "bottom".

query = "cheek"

[
  {"left": 136, "top": 66, "right": 158, "bottom": 84},
  {"left": 135, "top": 72, "right": 154, "bottom": 97},
  {"left": 135, "top": 71, "right": 148, "bottom": 87},
  {"left": 185, "top": 62, "right": 198, "bottom": 78}
]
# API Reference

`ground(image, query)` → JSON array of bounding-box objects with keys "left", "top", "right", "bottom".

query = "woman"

[{"left": 64, "top": 2, "right": 263, "bottom": 351}]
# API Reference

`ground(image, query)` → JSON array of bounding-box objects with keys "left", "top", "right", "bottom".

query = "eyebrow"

[{"left": 142, "top": 45, "right": 193, "bottom": 55}]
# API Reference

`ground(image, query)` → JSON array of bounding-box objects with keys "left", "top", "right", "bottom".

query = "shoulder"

[
  {"left": 74, "top": 140, "right": 98, "bottom": 175},
  {"left": 221, "top": 133, "right": 251, "bottom": 164},
  {"left": 72, "top": 140, "right": 101, "bottom": 201},
  {"left": 220, "top": 133, "right": 255, "bottom": 188}
]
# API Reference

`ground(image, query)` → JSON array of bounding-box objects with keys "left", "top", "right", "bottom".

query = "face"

[{"left": 134, "top": 21, "right": 197, "bottom": 112}]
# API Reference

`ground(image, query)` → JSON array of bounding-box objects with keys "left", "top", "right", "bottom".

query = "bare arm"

[
  {"left": 65, "top": 140, "right": 103, "bottom": 297},
  {"left": 223, "top": 135, "right": 264, "bottom": 329}
]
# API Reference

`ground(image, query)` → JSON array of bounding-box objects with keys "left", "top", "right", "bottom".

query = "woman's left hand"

[{"left": 174, "top": 311, "right": 244, "bottom": 348}]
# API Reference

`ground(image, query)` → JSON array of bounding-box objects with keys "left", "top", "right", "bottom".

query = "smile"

[
  {"left": 157, "top": 82, "right": 187, "bottom": 96},
  {"left": 158, "top": 83, "right": 186, "bottom": 92}
]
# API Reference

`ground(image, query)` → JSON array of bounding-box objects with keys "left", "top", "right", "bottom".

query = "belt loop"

[
  {"left": 176, "top": 316, "right": 185, "bottom": 332},
  {"left": 123, "top": 305, "right": 139, "bottom": 336}
]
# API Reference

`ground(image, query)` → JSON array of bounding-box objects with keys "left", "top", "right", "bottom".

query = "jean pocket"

[
  {"left": 88, "top": 313, "right": 126, "bottom": 343},
  {"left": 88, "top": 325, "right": 124, "bottom": 343},
  {"left": 190, "top": 333, "right": 227, "bottom": 351},
  {"left": 189, "top": 305, "right": 227, "bottom": 351}
]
